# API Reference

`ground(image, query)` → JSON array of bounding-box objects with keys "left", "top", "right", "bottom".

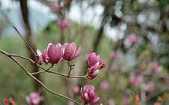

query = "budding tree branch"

[{"left": 0, "top": 49, "right": 81, "bottom": 105}]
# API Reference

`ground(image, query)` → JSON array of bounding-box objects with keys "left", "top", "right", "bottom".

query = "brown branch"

[
  {"left": 0, "top": 49, "right": 81, "bottom": 105},
  {"left": 32, "top": 70, "right": 86, "bottom": 79},
  {"left": 19, "top": 0, "right": 44, "bottom": 92},
  {"left": 0, "top": 49, "right": 87, "bottom": 79}
]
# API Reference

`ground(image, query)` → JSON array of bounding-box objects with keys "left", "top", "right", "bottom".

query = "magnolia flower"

[
  {"left": 87, "top": 52, "right": 105, "bottom": 79},
  {"left": 26, "top": 92, "right": 43, "bottom": 105},
  {"left": 36, "top": 48, "right": 50, "bottom": 64},
  {"left": 63, "top": 42, "right": 80, "bottom": 61},
  {"left": 81, "top": 85, "right": 100, "bottom": 105},
  {"left": 47, "top": 43, "right": 63, "bottom": 64},
  {"left": 41, "top": 49, "right": 49, "bottom": 63},
  {"left": 58, "top": 19, "right": 70, "bottom": 31},
  {"left": 37, "top": 42, "right": 81, "bottom": 64}
]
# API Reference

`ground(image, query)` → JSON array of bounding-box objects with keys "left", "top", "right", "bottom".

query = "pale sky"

[{"left": 0, "top": 0, "right": 122, "bottom": 41}]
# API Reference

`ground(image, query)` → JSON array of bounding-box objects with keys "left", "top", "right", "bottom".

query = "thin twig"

[
  {"left": 0, "top": 49, "right": 80, "bottom": 105},
  {"left": 12, "top": 26, "right": 37, "bottom": 56},
  {"left": 0, "top": 49, "right": 87, "bottom": 79},
  {"left": 33, "top": 69, "right": 87, "bottom": 79},
  {"left": 4, "top": 50, "right": 86, "bottom": 79},
  {"left": 31, "top": 64, "right": 54, "bottom": 75},
  {"left": 2, "top": 51, "right": 47, "bottom": 72},
  {"left": 67, "top": 61, "right": 73, "bottom": 77},
  {"left": 0, "top": 11, "right": 37, "bottom": 56}
]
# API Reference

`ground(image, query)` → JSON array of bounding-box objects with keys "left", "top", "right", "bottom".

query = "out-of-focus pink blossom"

[
  {"left": 100, "top": 80, "right": 110, "bottom": 91},
  {"left": 111, "top": 51, "right": 119, "bottom": 60},
  {"left": 81, "top": 85, "right": 100, "bottom": 105},
  {"left": 72, "top": 85, "right": 81, "bottom": 95},
  {"left": 63, "top": 42, "right": 80, "bottom": 61},
  {"left": 87, "top": 52, "right": 105, "bottom": 80},
  {"left": 47, "top": 43, "right": 63, "bottom": 64},
  {"left": 149, "top": 62, "right": 161, "bottom": 74},
  {"left": 127, "top": 34, "right": 139, "bottom": 44},
  {"left": 58, "top": 19, "right": 70, "bottom": 31},
  {"left": 124, "top": 34, "right": 140, "bottom": 47},
  {"left": 26, "top": 92, "right": 43, "bottom": 105},
  {"left": 144, "top": 82, "right": 155, "bottom": 93},
  {"left": 129, "top": 72, "right": 143, "bottom": 87},
  {"left": 10, "top": 98, "right": 16, "bottom": 105},
  {"left": 4, "top": 97, "right": 9, "bottom": 105},
  {"left": 49, "top": 2, "right": 63, "bottom": 13},
  {"left": 3, "top": 97, "right": 16, "bottom": 105},
  {"left": 123, "top": 93, "right": 129, "bottom": 105}
]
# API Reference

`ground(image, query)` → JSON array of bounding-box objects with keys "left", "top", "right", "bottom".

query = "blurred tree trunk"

[
  {"left": 19, "top": 0, "right": 45, "bottom": 104},
  {"left": 92, "top": 0, "right": 114, "bottom": 52},
  {"left": 92, "top": 12, "right": 106, "bottom": 52}
]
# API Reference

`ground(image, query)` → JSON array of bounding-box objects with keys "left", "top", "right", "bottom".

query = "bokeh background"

[{"left": 0, "top": 0, "right": 169, "bottom": 105}]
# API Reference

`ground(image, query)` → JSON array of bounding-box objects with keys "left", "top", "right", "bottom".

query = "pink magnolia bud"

[
  {"left": 36, "top": 49, "right": 49, "bottom": 64},
  {"left": 81, "top": 85, "right": 100, "bottom": 105},
  {"left": 87, "top": 52, "right": 105, "bottom": 80},
  {"left": 58, "top": 19, "right": 70, "bottom": 31},
  {"left": 88, "top": 52, "right": 104, "bottom": 69},
  {"left": 88, "top": 67, "right": 100, "bottom": 80},
  {"left": 41, "top": 49, "right": 49, "bottom": 64},
  {"left": 36, "top": 49, "right": 43, "bottom": 64},
  {"left": 129, "top": 72, "right": 143, "bottom": 87},
  {"left": 63, "top": 42, "right": 80, "bottom": 61},
  {"left": 47, "top": 43, "right": 63, "bottom": 64},
  {"left": 26, "top": 92, "right": 43, "bottom": 105}
]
